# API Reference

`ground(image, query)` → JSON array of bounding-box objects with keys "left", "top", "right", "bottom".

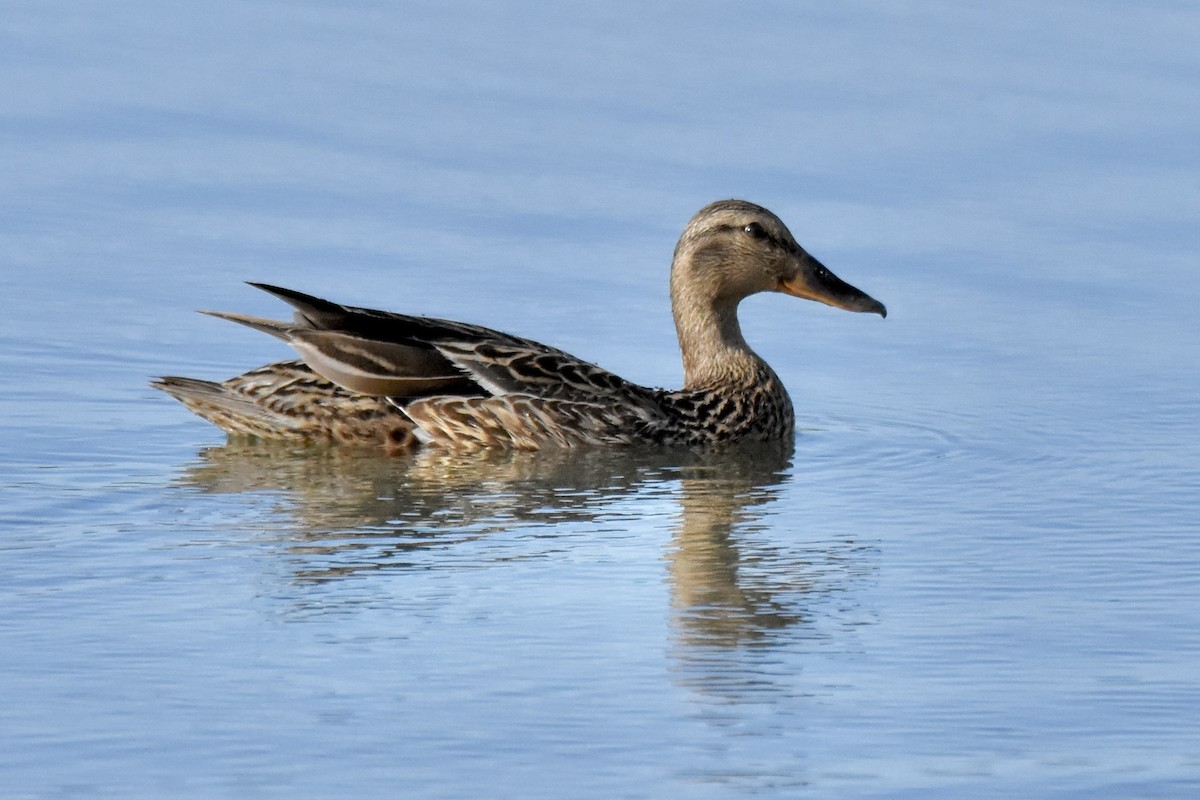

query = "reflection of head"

[
  {"left": 669, "top": 442, "right": 799, "bottom": 650},
  {"left": 664, "top": 441, "right": 878, "bottom": 707}
]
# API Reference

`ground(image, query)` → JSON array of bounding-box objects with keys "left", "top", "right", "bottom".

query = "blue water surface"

[{"left": 2, "top": 2, "right": 1198, "bottom": 798}]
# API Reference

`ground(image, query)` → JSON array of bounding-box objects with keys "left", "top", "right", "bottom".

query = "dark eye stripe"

[
  {"left": 737, "top": 222, "right": 789, "bottom": 251},
  {"left": 710, "top": 222, "right": 797, "bottom": 255},
  {"left": 743, "top": 222, "right": 768, "bottom": 239}
]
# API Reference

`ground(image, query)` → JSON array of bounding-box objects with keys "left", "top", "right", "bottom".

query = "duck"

[{"left": 152, "top": 200, "right": 886, "bottom": 450}]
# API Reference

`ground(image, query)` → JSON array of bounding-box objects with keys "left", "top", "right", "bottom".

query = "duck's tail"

[{"left": 151, "top": 360, "right": 418, "bottom": 451}]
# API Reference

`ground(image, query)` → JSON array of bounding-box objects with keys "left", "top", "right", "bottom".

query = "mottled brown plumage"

[{"left": 153, "top": 200, "right": 885, "bottom": 450}]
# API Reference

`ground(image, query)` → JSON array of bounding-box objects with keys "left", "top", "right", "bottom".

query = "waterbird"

[{"left": 153, "top": 200, "right": 885, "bottom": 450}]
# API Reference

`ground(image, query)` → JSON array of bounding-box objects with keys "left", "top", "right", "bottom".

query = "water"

[{"left": 3, "top": 2, "right": 1199, "bottom": 798}]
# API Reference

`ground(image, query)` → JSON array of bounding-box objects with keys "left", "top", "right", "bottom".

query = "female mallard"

[{"left": 153, "top": 200, "right": 885, "bottom": 450}]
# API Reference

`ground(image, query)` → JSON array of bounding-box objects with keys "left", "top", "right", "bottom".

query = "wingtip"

[
  {"left": 246, "top": 281, "right": 286, "bottom": 296},
  {"left": 197, "top": 309, "right": 295, "bottom": 340},
  {"left": 245, "top": 283, "right": 345, "bottom": 317}
]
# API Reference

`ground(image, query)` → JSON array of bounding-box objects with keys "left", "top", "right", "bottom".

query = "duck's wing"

[
  {"left": 428, "top": 338, "right": 662, "bottom": 408},
  {"left": 235, "top": 284, "right": 664, "bottom": 411}
]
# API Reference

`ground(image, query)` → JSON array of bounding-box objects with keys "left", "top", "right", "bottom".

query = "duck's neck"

[{"left": 672, "top": 290, "right": 766, "bottom": 390}]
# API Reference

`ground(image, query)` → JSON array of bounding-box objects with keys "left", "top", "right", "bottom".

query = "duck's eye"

[{"left": 743, "top": 222, "right": 768, "bottom": 240}]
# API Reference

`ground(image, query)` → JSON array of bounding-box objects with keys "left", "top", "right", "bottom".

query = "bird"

[{"left": 152, "top": 199, "right": 885, "bottom": 451}]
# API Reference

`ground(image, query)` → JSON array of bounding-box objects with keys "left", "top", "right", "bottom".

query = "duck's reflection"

[
  {"left": 173, "top": 439, "right": 872, "bottom": 694},
  {"left": 667, "top": 449, "right": 802, "bottom": 650}
]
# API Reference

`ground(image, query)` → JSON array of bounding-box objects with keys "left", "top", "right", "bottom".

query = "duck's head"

[{"left": 671, "top": 199, "right": 886, "bottom": 318}]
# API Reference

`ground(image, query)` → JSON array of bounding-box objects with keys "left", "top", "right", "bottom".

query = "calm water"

[{"left": 3, "top": 2, "right": 1199, "bottom": 798}]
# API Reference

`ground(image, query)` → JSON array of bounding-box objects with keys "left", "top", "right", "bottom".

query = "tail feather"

[
  {"left": 151, "top": 361, "right": 418, "bottom": 450},
  {"left": 152, "top": 375, "right": 307, "bottom": 437}
]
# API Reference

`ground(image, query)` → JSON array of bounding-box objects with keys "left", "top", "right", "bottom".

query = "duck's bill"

[{"left": 779, "top": 255, "right": 887, "bottom": 317}]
